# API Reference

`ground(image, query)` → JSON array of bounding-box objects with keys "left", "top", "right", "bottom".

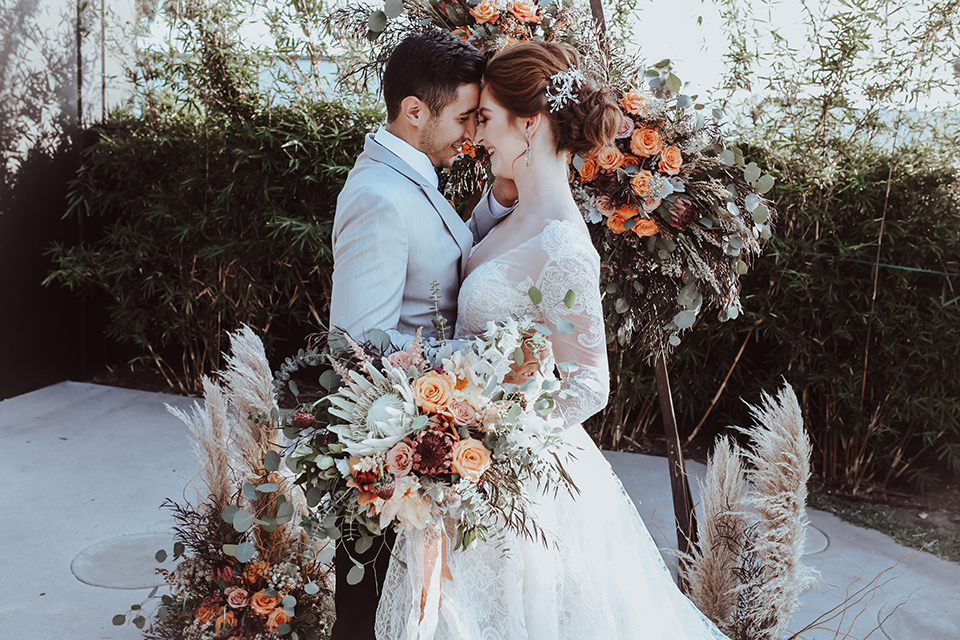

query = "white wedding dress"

[{"left": 375, "top": 218, "right": 730, "bottom": 640}]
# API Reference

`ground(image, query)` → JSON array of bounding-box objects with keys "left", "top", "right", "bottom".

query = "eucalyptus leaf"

[
  {"left": 614, "top": 298, "right": 629, "bottom": 314},
  {"left": 665, "top": 73, "right": 682, "bottom": 93},
  {"left": 259, "top": 515, "right": 278, "bottom": 533},
  {"left": 222, "top": 504, "right": 239, "bottom": 523},
  {"left": 243, "top": 482, "right": 259, "bottom": 501},
  {"left": 305, "top": 582, "right": 320, "bottom": 595},
  {"left": 720, "top": 149, "right": 735, "bottom": 166},
  {"left": 669, "top": 334, "right": 682, "bottom": 346},
  {"left": 384, "top": 0, "right": 403, "bottom": 18},
  {"left": 744, "top": 193, "right": 760, "bottom": 212},
  {"left": 346, "top": 564, "right": 365, "bottom": 585},
  {"left": 112, "top": 614, "right": 126, "bottom": 626},
  {"left": 173, "top": 542, "right": 185, "bottom": 558},
  {"left": 753, "top": 204, "right": 770, "bottom": 223},
  {"left": 319, "top": 369, "right": 341, "bottom": 390},
  {"left": 367, "top": 10, "right": 387, "bottom": 33},
  {"left": 234, "top": 541, "right": 256, "bottom": 563},
  {"left": 673, "top": 310, "right": 697, "bottom": 329},
  {"left": 756, "top": 174, "right": 775, "bottom": 194},
  {"left": 233, "top": 509, "right": 255, "bottom": 533},
  {"left": 155, "top": 549, "right": 167, "bottom": 563},
  {"left": 677, "top": 94, "right": 692, "bottom": 109},
  {"left": 528, "top": 286, "right": 542, "bottom": 305},
  {"left": 368, "top": 328, "right": 392, "bottom": 350},
  {"left": 264, "top": 449, "right": 281, "bottom": 472},
  {"left": 355, "top": 536, "right": 374, "bottom": 554},
  {"left": 282, "top": 594, "right": 297, "bottom": 608},
  {"left": 556, "top": 318, "right": 575, "bottom": 333},
  {"left": 557, "top": 361, "right": 579, "bottom": 373},
  {"left": 222, "top": 543, "right": 238, "bottom": 557},
  {"left": 288, "top": 379, "right": 299, "bottom": 396},
  {"left": 256, "top": 482, "right": 280, "bottom": 493},
  {"left": 743, "top": 162, "right": 761, "bottom": 184}
]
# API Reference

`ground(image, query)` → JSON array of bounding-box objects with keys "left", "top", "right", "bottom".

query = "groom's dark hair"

[{"left": 383, "top": 30, "right": 485, "bottom": 122}]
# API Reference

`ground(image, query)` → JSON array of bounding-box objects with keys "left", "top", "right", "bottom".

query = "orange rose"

[
  {"left": 469, "top": 0, "right": 499, "bottom": 23},
  {"left": 596, "top": 146, "right": 624, "bottom": 171},
  {"left": 630, "top": 128, "right": 663, "bottom": 157},
  {"left": 459, "top": 139, "right": 477, "bottom": 157},
  {"left": 242, "top": 560, "right": 269, "bottom": 586},
  {"left": 509, "top": 0, "right": 542, "bottom": 23},
  {"left": 412, "top": 371, "right": 456, "bottom": 412},
  {"left": 451, "top": 438, "right": 492, "bottom": 482},
  {"left": 630, "top": 170, "right": 654, "bottom": 198},
  {"left": 632, "top": 217, "right": 660, "bottom": 237},
  {"left": 658, "top": 145, "right": 683, "bottom": 175},
  {"left": 195, "top": 603, "right": 216, "bottom": 624},
  {"left": 249, "top": 589, "right": 282, "bottom": 616},
  {"left": 615, "top": 204, "right": 639, "bottom": 219},
  {"left": 578, "top": 157, "right": 599, "bottom": 182},
  {"left": 606, "top": 205, "right": 638, "bottom": 234},
  {"left": 620, "top": 154, "right": 640, "bottom": 167},
  {"left": 214, "top": 610, "right": 237, "bottom": 634},
  {"left": 619, "top": 88, "right": 648, "bottom": 115},
  {"left": 266, "top": 607, "right": 291, "bottom": 632}
]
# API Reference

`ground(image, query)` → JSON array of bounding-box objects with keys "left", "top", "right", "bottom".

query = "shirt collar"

[{"left": 374, "top": 126, "right": 439, "bottom": 190}]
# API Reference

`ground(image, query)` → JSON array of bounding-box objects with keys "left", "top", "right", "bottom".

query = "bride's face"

[{"left": 475, "top": 88, "right": 527, "bottom": 180}]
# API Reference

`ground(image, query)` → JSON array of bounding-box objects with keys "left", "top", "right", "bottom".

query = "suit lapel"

[{"left": 363, "top": 135, "right": 473, "bottom": 276}]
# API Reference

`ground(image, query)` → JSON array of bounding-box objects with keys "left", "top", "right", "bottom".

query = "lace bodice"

[{"left": 454, "top": 218, "right": 609, "bottom": 425}]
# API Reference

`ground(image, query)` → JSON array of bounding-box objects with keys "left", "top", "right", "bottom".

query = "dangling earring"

[{"left": 524, "top": 130, "right": 531, "bottom": 167}]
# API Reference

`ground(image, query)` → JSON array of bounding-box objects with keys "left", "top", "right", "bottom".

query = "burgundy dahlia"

[{"left": 412, "top": 429, "right": 454, "bottom": 475}]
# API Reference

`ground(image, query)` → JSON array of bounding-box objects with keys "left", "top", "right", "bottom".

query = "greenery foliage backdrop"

[{"left": 46, "top": 0, "right": 960, "bottom": 492}]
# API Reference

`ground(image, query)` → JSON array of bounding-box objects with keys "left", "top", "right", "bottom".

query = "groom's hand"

[{"left": 491, "top": 177, "right": 519, "bottom": 209}]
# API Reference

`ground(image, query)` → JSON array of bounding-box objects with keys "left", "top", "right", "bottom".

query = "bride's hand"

[{"left": 503, "top": 338, "right": 550, "bottom": 385}]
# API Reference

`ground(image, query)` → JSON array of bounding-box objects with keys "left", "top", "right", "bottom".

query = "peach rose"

[
  {"left": 595, "top": 195, "right": 616, "bottom": 217},
  {"left": 386, "top": 441, "right": 413, "bottom": 477},
  {"left": 412, "top": 371, "right": 456, "bottom": 412},
  {"left": 242, "top": 560, "right": 269, "bottom": 585},
  {"left": 619, "top": 88, "right": 648, "bottom": 115},
  {"left": 387, "top": 349, "right": 418, "bottom": 370},
  {"left": 596, "top": 146, "right": 624, "bottom": 171},
  {"left": 225, "top": 586, "right": 249, "bottom": 609},
  {"left": 658, "top": 145, "right": 683, "bottom": 175},
  {"left": 642, "top": 197, "right": 662, "bottom": 214},
  {"left": 630, "top": 170, "right": 654, "bottom": 198},
  {"left": 615, "top": 113, "right": 636, "bottom": 138},
  {"left": 249, "top": 589, "right": 282, "bottom": 616},
  {"left": 194, "top": 603, "right": 216, "bottom": 624},
  {"left": 630, "top": 128, "right": 662, "bottom": 157},
  {"left": 444, "top": 399, "right": 479, "bottom": 427},
  {"left": 266, "top": 607, "right": 291, "bottom": 632},
  {"left": 578, "top": 157, "right": 599, "bottom": 182},
  {"left": 469, "top": 0, "right": 499, "bottom": 23},
  {"left": 509, "top": 0, "right": 542, "bottom": 23},
  {"left": 451, "top": 438, "right": 492, "bottom": 482},
  {"left": 632, "top": 217, "right": 660, "bottom": 237},
  {"left": 214, "top": 610, "right": 237, "bottom": 634}
]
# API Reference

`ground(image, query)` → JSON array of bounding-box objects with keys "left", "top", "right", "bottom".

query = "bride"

[{"left": 375, "top": 41, "right": 730, "bottom": 640}]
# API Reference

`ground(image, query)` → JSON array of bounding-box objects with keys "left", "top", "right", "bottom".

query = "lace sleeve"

[{"left": 533, "top": 223, "right": 610, "bottom": 426}]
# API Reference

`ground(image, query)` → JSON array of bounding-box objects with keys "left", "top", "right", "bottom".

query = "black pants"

[{"left": 331, "top": 527, "right": 397, "bottom": 640}]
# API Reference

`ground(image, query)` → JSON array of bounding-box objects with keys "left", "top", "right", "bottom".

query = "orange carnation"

[
  {"left": 578, "top": 157, "right": 599, "bottom": 182},
  {"left": 266, "top": 608, "right": 291, "bottom": 632},
  {"left": 214, "top": 610, "right": 237, "bottom": 634},
  {"left": 242, "top": 560, "right": 270, "bottom": 586},
  {"left": 596, "top": 146, "right": 624, "bottom": 171},
  {"left": 630, "top": 128, "right": 663, "bottom": 157},
  {"left": 619, "top": 88, "right": 648, "bottom": 115},
  {"left": 249, "top": 590, "right": 282, "bottom": 616},
  {"left": 451, "top": 438, "right": 492, "bottom": 482},
  {"left": 412, "top": 371, "right": 456, "bottom": 412},
  {"left": 658, "top": 145, "right": 683, "bottom": 175},
  {"left": 509, "top": 0, "right": 542, "bottom": 23},
  {"left": 630, "top": 170, "right": 654, "bottom": 198},
  {"left": 632, "top": 217, "right": 660, "bottom": 237},
  {"left": 469, "top": 0, "right": 500, "bottom": 23}
]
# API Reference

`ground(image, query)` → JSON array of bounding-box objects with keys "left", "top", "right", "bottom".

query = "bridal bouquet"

[
  {"left": 285, "top": 320, "right": 576, "bottom": 572},
  {"left": 571, "top": 64, "right": 776, "bottom": 356}
]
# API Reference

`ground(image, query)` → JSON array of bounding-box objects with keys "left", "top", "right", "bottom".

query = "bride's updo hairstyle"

[{"left": 482, "top": 42, "right": 620, "bottom": 156}]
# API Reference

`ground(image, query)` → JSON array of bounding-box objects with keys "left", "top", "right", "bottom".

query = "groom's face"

[{"left": 419, "top": 82, "right": 481, "bottom": 168}]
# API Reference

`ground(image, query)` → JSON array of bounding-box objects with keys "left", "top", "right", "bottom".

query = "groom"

[{"left": 328, "top": 30, "right": 517, "bottom": 639}]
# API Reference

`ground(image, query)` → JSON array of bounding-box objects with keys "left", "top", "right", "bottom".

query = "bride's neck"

[{"left": 512, "top": 150, "right": 572, "bottom": 214}]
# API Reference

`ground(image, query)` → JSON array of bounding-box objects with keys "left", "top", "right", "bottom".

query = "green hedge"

[
  {"left": 47, "top": 102, "right": 381, "bottom": 391},
  {"left": 590, "top": 144, "right": 960, "bottom": 492}
]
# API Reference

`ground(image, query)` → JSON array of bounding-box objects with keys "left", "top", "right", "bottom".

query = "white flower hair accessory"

[{"left": 545, "top": 67, "right": 586, "bottom": 112}]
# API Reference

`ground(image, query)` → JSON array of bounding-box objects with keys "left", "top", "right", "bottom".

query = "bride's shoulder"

[{"left": 539, "top": 217, "right": 600, "bottom": 263}]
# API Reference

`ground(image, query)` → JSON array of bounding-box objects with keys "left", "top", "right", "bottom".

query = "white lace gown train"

[{"left": 375, "top": 219, "right": 729, "bottom": 640}]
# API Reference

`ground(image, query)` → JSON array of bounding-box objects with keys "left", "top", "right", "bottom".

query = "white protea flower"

[{"left": 328, "top": 362, "right": 417, "bottom": 456}]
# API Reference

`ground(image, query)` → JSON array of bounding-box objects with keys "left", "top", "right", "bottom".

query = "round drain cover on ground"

[
  {"left": 71, "top": 532, "right": 174, "bottom": 589},
  {"left": 878, "top": 594, "right": 960, "bottom": 639},
  {"left": 803, "top": 524, "right": 829, "bottom": 555}
]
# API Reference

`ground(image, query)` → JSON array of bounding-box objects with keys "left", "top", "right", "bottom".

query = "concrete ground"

[{"left": 2, "top": 381, "right": 959, "bottom": 639}]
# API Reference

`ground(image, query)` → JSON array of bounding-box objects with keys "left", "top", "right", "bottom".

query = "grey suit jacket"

[{"left": 330, "top": 134, "right": 500, "bottom": 348}]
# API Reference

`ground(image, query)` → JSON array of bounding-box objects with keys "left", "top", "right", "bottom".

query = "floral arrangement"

[
  {"left": 285, "top": 318, "right": 576, "bottom": 580},
  {"left": 112, "top": 327, "right": 336, "bottom": 640},
  {"left": 328, "top": 0, "right": 775, "bottom": 360},
  {"left": 570, "top": 63, "right": 776, "bottom": 355}
]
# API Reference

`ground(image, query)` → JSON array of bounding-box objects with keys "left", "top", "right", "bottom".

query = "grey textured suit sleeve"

[
  {"left": 330, "top": 187, "right": 414, "bottom": 349},
  {"left": 467, "top": 189, "right": 513, "bottom": 244}
]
